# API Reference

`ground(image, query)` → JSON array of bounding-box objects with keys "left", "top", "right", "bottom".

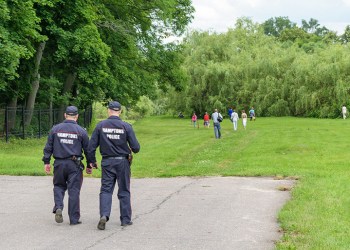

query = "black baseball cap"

[
  {"left": 108, "top": 101, "right": 121, "bottom": 111},
  {"left": 65, "top": 106, "right": 78, "bottom": 116}
]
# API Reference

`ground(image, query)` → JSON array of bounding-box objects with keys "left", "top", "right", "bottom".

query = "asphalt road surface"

[{"left": 0, "top": 176, "right": 293, "bottom": 250}]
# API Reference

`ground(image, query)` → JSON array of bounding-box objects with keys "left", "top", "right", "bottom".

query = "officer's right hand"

[
  {"left": 86, "top": 167, "right": 92, "bottom": 174},
  {"left": 44, "top": 164, "right": 51, "bottom": 174}
]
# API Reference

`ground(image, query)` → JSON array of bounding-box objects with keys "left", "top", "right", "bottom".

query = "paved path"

[{"left": 0, "top": 176, "right": 293, "bottom": 250}]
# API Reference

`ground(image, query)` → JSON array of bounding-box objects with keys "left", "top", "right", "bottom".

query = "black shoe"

[
  {"left": 55, "top": 209, "right": 63, "bottom": 223},
  {"left": 97, "top": 216, "right": 107, "bottom": 230},
  {"left": 121, "top": 221, "right": 133, "bottom": 227},
  {"left": 70, "top": 220, "right": 82, "bottom": 225}
]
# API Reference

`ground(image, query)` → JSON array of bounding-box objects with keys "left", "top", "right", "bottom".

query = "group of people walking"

[
  {"left": 191, "top": 107, "right": 256, "bottom": 139},
  {"left": 42, "top": 101, "right": 140, "bottom": 230}
]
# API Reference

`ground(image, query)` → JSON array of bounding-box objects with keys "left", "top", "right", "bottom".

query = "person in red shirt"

[{"left": 203, "top": 112, "right": 210, "bottom": 128}]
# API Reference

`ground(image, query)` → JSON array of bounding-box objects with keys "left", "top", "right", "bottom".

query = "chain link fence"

[{"left": 0, "top": 106, "right": 92, "bottom": 142}]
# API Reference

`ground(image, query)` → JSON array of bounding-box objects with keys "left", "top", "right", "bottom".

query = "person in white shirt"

[
  {"left": 342, "top": 105, "right": 347, "bottom": 119},
  {"left": 231, "top": 110, "right": 239, "bottom": 131},
  {"left": 241, "top": 110, "right": 248, "bottom": 129}
]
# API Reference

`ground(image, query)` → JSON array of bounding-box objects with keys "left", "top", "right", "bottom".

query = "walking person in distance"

[
  {"left": 211, "top": 109, "right": 223, "bottom": 139},
  {"left": 342, "top": 104, "right": 347, "bottom": 119},
  {"left": 231, "top": 110, "right": 239, "bottom": 131},
  {"left": 192, "top": 112, "right": 198, "bottom": 128},
  {"left": 241, "top": 110, "right": 248, "bottom": 129},
  {"left": 249, "top": 107, "right": 255, "bottom": 121},
  {"left": 203, "top": 112, "right": 210, "bottom": 128}
]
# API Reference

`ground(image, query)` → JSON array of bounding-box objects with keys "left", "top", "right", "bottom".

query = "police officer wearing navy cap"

[
  {"left": 88, "top": 101, "right": 140, "bottom": 230},
  {"left": 43, "top": 106, "right": 91, "bottom": 225}
]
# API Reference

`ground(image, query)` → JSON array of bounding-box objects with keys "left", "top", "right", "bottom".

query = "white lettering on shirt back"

[
  {"left": 102, "top": 127, "right": 124, "bottom": 140},
  {"left": 60, "top": 139, "right": 74, "bottom": 144},
  {"left": 57, "top": 133, "right": 78, "bottom": 139}
]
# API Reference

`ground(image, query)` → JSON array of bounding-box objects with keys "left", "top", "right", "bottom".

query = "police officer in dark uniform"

[
  {"left": 43, "top": 106, "right": 91, "bottom": 225},
  {"left": 88, "top": 101, "right": 140, "bottom": 230}
]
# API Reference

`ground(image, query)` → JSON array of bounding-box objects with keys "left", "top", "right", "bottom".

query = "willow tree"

[
  {"left": 180, "top": 18, "right": 285, "bottom": 116},
  {"left": 177, "top": 17, "right": 350, "bottom": 118}
]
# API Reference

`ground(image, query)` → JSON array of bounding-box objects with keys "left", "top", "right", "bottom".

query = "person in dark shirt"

[
  {"left": 42, "top": 106, "right": 91, "bottom": 225},
  {"left": 88, "top": 101, "right": 140, "bottom": 230}
]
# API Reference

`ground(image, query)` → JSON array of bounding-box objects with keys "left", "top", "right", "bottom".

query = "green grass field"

[{"left": 1, "top": 116, "right": 350, "bottom": 249}]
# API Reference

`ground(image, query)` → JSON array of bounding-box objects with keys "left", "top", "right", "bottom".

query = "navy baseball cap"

[
  {"left": 108, "top": 101, "right": 121, "bottom": 111},
  {"left": 65, "top": 106, "right": 78, "bottom": 116}
]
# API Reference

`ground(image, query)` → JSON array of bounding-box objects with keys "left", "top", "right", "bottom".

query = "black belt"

[
  {"left": 55, "top": 156, "right": 84, "bottom": 161},
  {"left": 103, "top": 156, "right": 128, "bottom": 160}
]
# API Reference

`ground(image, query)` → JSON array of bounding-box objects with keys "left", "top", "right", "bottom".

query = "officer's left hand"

[
  {"left": 44, "top": 164, "right": 51, "bottom": 174},
  {"left": 90, "top": 162, "right": 98, "bottom": 169}
]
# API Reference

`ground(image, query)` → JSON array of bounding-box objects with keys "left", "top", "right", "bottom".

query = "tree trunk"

[
  {"left": 24, "top": 41, "right": 46, "bottom": 126},
  {"left": 58, "top": 72, "right": 77, "bottom": 122}
]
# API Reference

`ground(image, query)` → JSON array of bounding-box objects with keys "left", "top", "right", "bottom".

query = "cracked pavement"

[{"left": 0, "top": 176, "right": 293, "bottom": 250}]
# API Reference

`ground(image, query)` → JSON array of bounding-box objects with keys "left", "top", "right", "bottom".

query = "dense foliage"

[
  {"left": 171, "top": 17, "right": 350, "bottom": 118},
  {"left": 0, "top": 0, "right": 194, "bottom": 123},
  {"left": 3, "top": 3, "right": 350, "bottom": 121}
]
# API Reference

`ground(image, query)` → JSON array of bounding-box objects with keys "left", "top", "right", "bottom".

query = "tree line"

[
  {"left": 0, "top": 0, "right": 194, "bottom": 127},
  {"left": 3, "top": 3, "right": 350, "bottom": 124},
  {"left": 167, "top": 17, "right": 350, "bottom": 118}
]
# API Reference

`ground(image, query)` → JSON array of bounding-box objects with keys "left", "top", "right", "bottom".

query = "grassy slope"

[{"left": 1, "top": 116, "right": 350, "bottom": 249}]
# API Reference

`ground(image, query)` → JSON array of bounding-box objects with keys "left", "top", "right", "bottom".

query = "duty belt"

[
  {"left": 55, "top": 156, "right": 84, "bottom": 161},
  {"left": 103, "top": 156, "right": 128, "bottom": 160},
  {"left": 55, "top": 156, "right": 84, "bottom": 170}
]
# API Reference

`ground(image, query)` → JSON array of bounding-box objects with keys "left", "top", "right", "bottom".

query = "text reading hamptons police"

[{"left": 103, "top": 128, "right": 124, "bottom": 140}]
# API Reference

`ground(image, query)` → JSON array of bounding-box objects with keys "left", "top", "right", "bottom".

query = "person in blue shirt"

[
  {"left": 249, "top": 107, "right": 255, "bottom": 121},
  {"left": 228, "top": 107, "right": 233, "bottom": 120},
  {"left": 88, "top": 101, "right": 140, "bottom": 230},
  {"left": 43, "top": 106, "right": 91, "bottom": 225}
]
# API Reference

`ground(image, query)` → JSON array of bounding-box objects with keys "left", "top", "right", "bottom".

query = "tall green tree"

[
  {"left": 0, "top": 0, "right": 194, "bottom": 125},
  {"left": 0, "top": 0, "right": 45, "bottom": 129},
  {"left": 340, "top": 25, "right": 350, "bottom": 43},
  {"left": 262, "top": 16, "right": 296, "bottom": 37},
  {"left": 0, "top": 0, "right": 44, "bottom": 103},
  {"left": 93, "top": 0, "right": 194, "bottom": 106},
  {"left": 34, "top": 0, "right": 111, "bottom": 120}
]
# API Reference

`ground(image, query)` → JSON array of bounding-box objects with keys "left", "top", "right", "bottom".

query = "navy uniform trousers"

[
  {"left": 53, "top": 159, "right": 83, "bottom": 224},
  {"left": 100, "top": 158, "right": 131, "bottom": 224}
]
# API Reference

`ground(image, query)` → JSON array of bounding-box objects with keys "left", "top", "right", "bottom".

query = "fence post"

[
  {"left": 89, "top": 106, "right": 92, "bottom": 126},
  {"left": 84, "top": 109, "right": 87, "bottom": 128},
  {"left": 22, "top": 106, "right": 25, "bottom": 139},
  {"left": 38, "top": 108, "right": 41, "bottom": 138},
  {"left": 5, "top": 106, "right": 9, "bottom": 143}
]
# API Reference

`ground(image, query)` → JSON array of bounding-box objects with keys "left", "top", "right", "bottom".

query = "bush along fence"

[{"left": 0, "top": 106, "right": 92, "bottom": 142}]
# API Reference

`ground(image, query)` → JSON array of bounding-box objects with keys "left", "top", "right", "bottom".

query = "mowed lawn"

[{"left": 1, "top": 116, "right": 350, "bottom": 249}]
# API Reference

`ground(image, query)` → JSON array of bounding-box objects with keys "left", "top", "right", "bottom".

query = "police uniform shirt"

[
  {"left": 88, "top": 116, "right": 140, "bottom": 163},
  {"left": 43, "top": 120, "right": 90, "bottom": 164}
]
